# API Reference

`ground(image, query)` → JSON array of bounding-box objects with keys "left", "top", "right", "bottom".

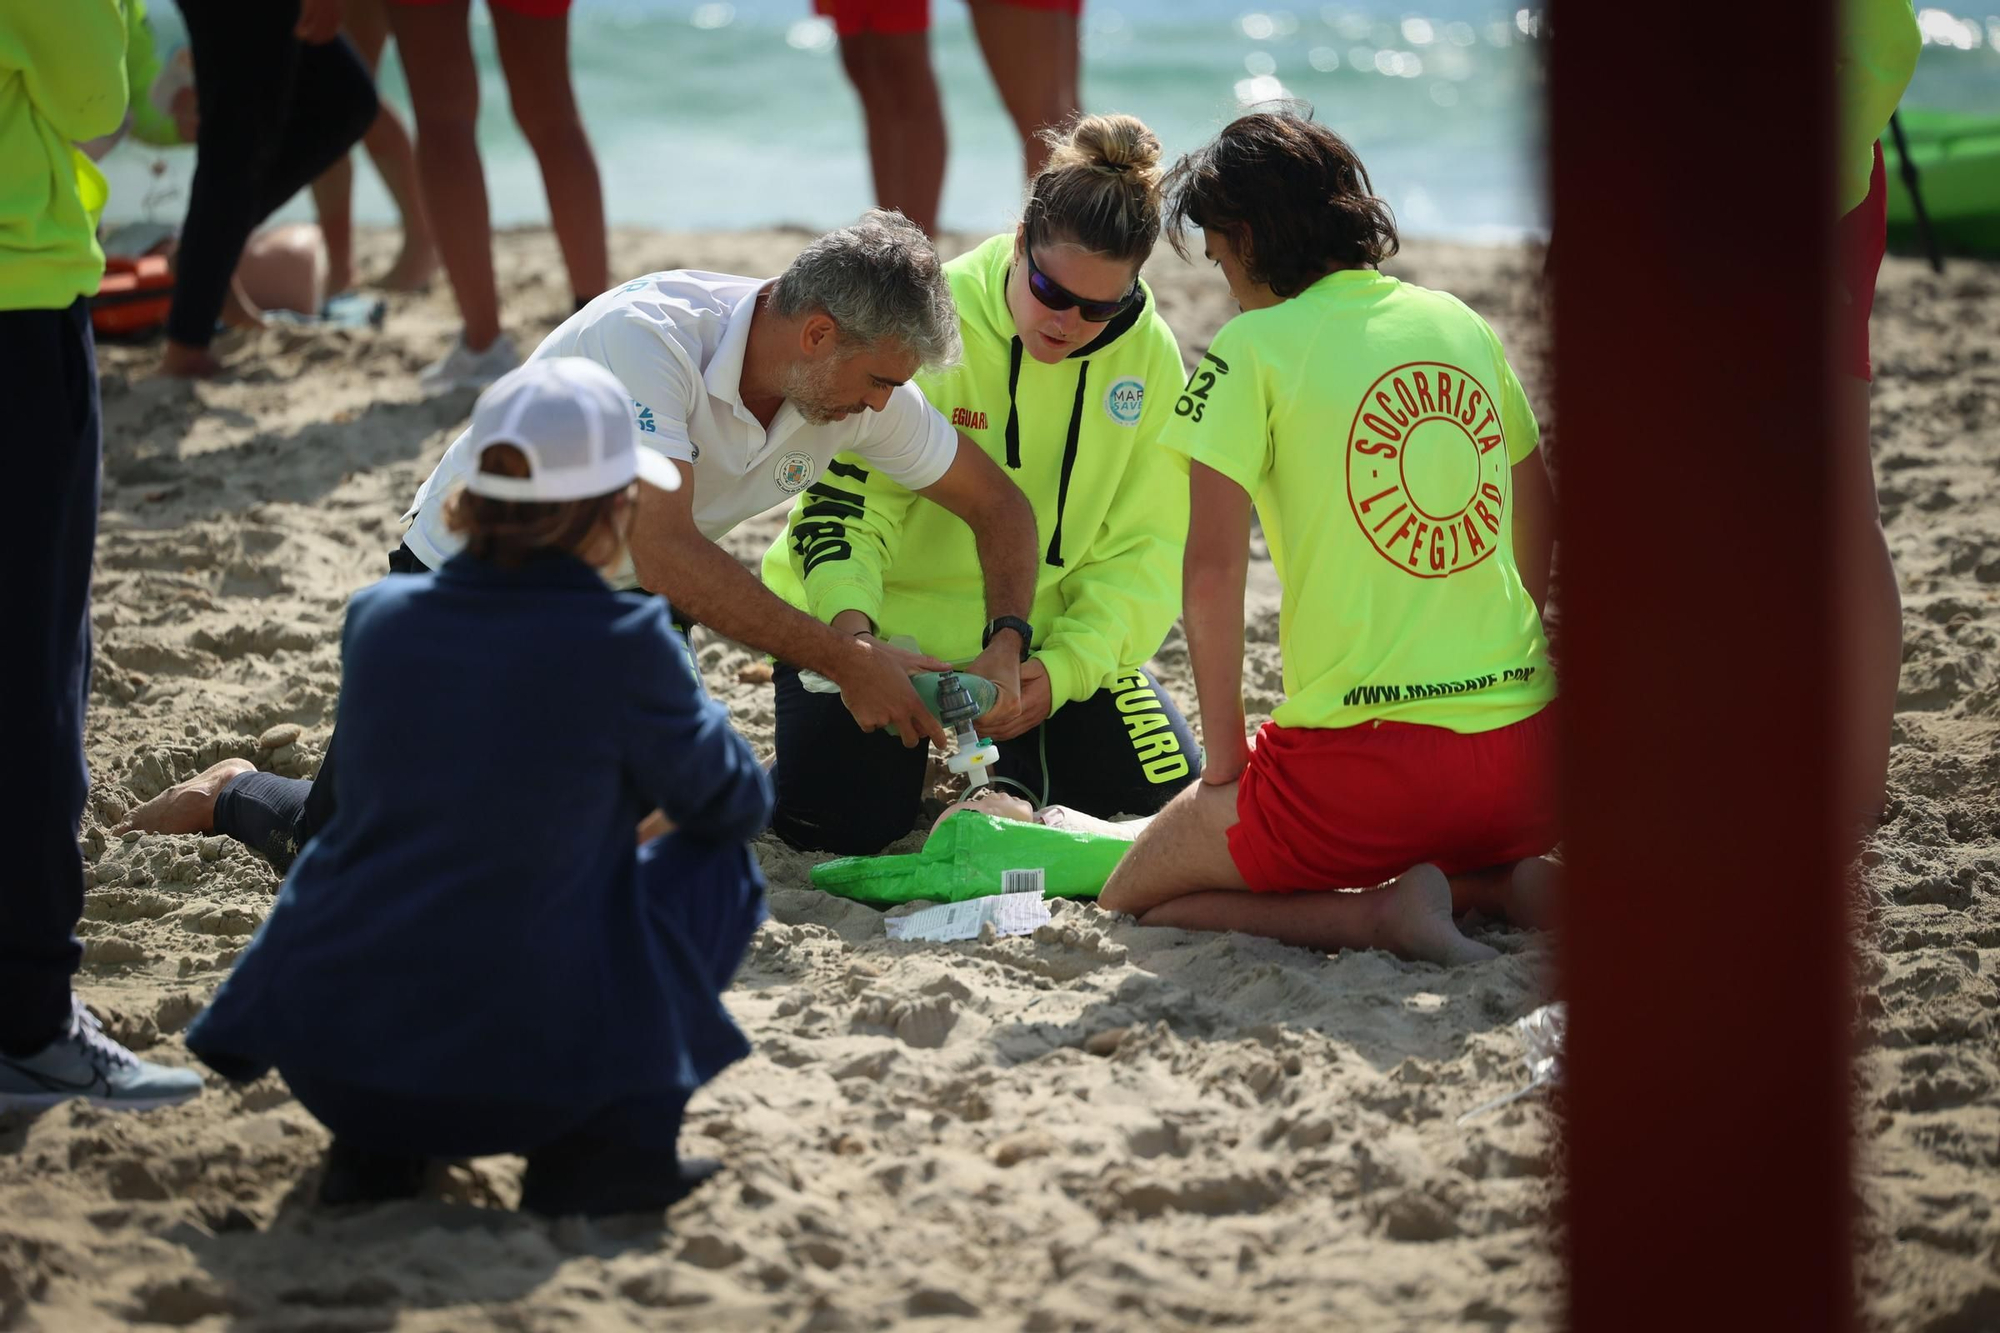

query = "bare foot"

[
  {"left": 1502, "top": 856, "right": 1563, "bottom": 929},
  {"left": 116, "top": 758, "right": 254, "bottom": 836},
  {"left": 379, "top": 237, "right": 438, "bottom": 292},
  {"left": 325, "top": 259, "right": 355, "bottom": 298},
  {"left": 1363, "top": 864, "right": 1500, "bottom": 966},
  {"left": 159, "top": 340, "right": 224, "bottom": 379}
]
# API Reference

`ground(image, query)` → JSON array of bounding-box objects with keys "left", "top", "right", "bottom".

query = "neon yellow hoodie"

[
  {"left": 762, "top": 232, "right": 1190, "bottom": 715},
  {"left": 0, "top": 0, "right": 127, "bottom": 311}
]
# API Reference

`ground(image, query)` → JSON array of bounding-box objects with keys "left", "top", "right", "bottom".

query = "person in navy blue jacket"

[{"left": 185, "top": 358, "right": 773, "bottom": 1217}]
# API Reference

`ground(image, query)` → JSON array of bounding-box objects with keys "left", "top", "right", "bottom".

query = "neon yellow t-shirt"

[
  {"left": 1160, "top": 269, "right": 1555, "bottom": 733},
  {"left": 1837, "top": 0, "right": 1920, "bottom": 214}
]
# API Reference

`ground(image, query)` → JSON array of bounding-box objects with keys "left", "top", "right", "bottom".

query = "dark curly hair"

[{"left": 1165, "top": 107, "right": 1399, "bottom": 298}]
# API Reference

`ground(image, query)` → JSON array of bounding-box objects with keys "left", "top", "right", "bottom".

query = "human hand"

[
  {"left": 832, "top": 637, "right": 950, "bottom": 747},
  {"left": 963, "top": 642, "right": 1023, "bottom": 735},
  {"left": 977, "top": 657, "right": 1049, "bottom": 742},
  {"left": 636, "top": 809, "right": 673, "bottom": 844},
  {"left": 295, "top": 0, "right": 345, "bottom": 43},
  {"left": 864, "top": 634, "right": 950, "bottom": 677}
]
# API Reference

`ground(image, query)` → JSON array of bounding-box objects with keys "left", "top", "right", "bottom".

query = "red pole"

[{"left": 1551, "top": 4, "right": 1852, "bottom": 1330}]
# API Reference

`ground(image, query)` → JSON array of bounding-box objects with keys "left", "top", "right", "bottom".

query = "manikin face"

[
  {"left": 1201, "top": 226, "right": 1279, "bottom": 313},
  {"left": 928, "top": 785, "right": 1036, "bottom": 837},
  {"left": 1006, "top": 231, "right": 1141, "bottom": 364},
  {"left": 784, "top": 320, "right": 921, "bottom": 424}
]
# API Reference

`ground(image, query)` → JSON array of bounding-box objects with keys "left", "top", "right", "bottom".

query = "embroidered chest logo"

[
  {"left": 950, "top": 407, "right": 989, "bottom": 431},
  {"left": 1347, "top": 362, "right": 1509, "bottom": 579},
  {"left": 774, "top": 451, "right": 817, "bottom": 493},
  {"left": 1104, "top": 377, "right": 1145, "bottom": 426}
]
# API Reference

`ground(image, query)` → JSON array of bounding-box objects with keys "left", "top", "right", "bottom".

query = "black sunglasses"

[{"left": 1024, "top": 247, "right": 1137, "bottom": 324}]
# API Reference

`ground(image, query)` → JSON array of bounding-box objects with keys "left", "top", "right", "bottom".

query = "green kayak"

[{"left": 1883, "top": 109, "right": 2000, "bottom": 257}]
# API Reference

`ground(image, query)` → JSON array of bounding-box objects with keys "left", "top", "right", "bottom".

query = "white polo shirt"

[{"left": 402, "top": 270, "right": 958, "bottom": 575}]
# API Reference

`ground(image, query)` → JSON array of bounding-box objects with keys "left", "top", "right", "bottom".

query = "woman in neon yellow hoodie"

[{"left": 762, "top": 113, "right": 1199, "bottom": 855}]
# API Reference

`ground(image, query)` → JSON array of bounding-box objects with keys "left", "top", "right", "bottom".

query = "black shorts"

[{"left": 771, "top": 662, "right": 1201, "bottom": 855}]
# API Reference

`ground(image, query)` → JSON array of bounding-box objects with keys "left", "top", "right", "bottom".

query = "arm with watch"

[{"left": 820, "top": 431, "right": 1039, "bottom": 729}]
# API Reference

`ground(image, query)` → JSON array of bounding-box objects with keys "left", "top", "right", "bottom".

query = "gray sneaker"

[{"left": 0, "top": 997, "right": 203, "bottom": 1112}]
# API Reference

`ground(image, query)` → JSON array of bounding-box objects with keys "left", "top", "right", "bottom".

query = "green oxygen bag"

[
  {"left": 808, "top": 812, "right": 1132, "bottom": 905},
  {"left": 797, "top": 663, "right": 1001, "bottom": 739}
]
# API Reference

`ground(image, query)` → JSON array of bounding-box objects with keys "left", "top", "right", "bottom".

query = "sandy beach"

[{"left": 1, "top": 227, "right": 1994, "bottom": 1331}]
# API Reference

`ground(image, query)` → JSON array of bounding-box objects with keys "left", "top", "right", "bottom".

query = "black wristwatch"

[{"left": 982, "top": 615, "right": 1034, "bottom": 662}]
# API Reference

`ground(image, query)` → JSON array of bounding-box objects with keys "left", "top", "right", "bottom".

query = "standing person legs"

[
  {"left": 1834, "top": 374, "right": 1899, "bottom": 839},
  {"left": 490, "top": 3, "right": 608, "bottom": 308},
  {"left": 167, "top": 2, "right": 378, "bottom": 376},
  {"left": 967, "top": 0, "right": 1080, "bottom": 180},
  {"left": 838, "top": 35, "right": 946, "bottom": 236},
  {"left": 165, "top": 0, "right": 306, "bottom": 377},
  {"left": 1833, "top": 143, "right": 1899, "bottom": 842},
  {"left": 825, "top": 2, "right": 946, "bottom": 235},
  {"left": 310, "top": 0, "right": 438, "bottom": 293},
  {"left": 0, "top": 303, "right": 102, "bottom": 1057},
  {"left": 0, "top": 301, "right": 203, "bottom": 1108},
  {"left": 386, "top": 0, "right": 505, "bottom": 356}
]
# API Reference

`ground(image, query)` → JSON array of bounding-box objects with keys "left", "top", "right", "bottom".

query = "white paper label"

[{"left": 884, "top": 894, "right": 1052, "bottom": 943}]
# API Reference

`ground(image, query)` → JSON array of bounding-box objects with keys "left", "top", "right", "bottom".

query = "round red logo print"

[{"left": 1346, "top": 361, "right": 1510, "bottom": 578}]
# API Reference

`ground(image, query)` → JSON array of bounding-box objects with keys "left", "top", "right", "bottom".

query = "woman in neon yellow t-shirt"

[{"left": 1100, "top": 111, "right": 1559, "bottom": 965}]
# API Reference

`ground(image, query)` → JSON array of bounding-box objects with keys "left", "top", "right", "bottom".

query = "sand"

[{"left": 1, "top": 227, "right": 1994, "bottom": 1332}]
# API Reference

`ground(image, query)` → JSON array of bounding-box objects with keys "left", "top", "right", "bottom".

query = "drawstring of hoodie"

[
  {"left": 1000, "top": 336, "right": 1091, "bottom": 569},
  {"left": 1046, "top": 363, "right": 1087, "bottom": 568},
  {"left": 1004, "top": 338, "right": 1024, "bottom": 470}
]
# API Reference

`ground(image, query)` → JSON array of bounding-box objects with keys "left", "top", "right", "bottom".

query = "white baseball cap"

[{"left": 462, "top": 357, "right": 681, "bottom": 502}]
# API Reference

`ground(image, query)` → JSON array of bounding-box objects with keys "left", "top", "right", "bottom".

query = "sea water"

[{"left": 98, "top": 1, "right": 2000, "bottom": 243}]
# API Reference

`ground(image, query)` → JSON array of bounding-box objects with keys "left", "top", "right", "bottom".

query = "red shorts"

[
  {"left": 389, "top": 0, "right": 571, "bottom": 17},
  {"left": 1228, "top": 708, "right": 1561, "bottom": 892},
  {"left": 1835, "top": 140, "right": 1888, "bottom": 382},
  {"left": 814, "top": 0, "right": 1081, "bottom": 38}
]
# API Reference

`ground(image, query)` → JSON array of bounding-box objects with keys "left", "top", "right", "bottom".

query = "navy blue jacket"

[{"left": 187, "top": 551, "right": 772, "bottom": 1106}]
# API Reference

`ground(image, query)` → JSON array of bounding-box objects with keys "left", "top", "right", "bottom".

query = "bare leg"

[
  {"left": 1098, "top": 780, "right": 1497, "bottom": 965},
  {"left": 310, "top": 155, "right": 356, "bottom": 296},
  {"left": 1143, "top": 869, "right": 1500, "bottom": 967},
  {"left": 1450, "top": 857, "right": 1562, "bottom": 929},
  {"left": 345, "top": 0, "right": 437, "bottom": 291},
  {"left": 967, "top": 0, "right": 1079, "bottom": 180},
  {"left": 386, "top": 0, "right": 501, "bottom": 351},
  {"left": 491, "top": 6, "right": 607, "bottom": 305},
  {"left": 836, "top": 32, "right": 946, "bottom": 236},
  {"left": 115, "top": 759, "right": 254, "bottom": 836},
  {"left": 1833, "top": 373, "right": 1898, "bottom": 841}
]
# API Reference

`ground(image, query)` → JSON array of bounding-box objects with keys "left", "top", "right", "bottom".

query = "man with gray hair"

[
  {"left": 119, "top": 211, "right": 1038, "bottom": 865},
  {"left": 410, "top": 209, "right": 1036, "bottom": 731}
]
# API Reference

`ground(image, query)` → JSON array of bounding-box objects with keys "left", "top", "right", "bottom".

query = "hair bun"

[
  {"left": 1023, "top": 112, "right": 1167, "bottom": 264},
  {"left": 1048, "top": 113, "right": 1163, "bottom": 183}
]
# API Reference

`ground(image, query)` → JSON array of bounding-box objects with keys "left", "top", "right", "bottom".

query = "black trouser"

[
  {"left": 212, "top": 544, "right": 428, "bottom": 870},
  {"left": 771, "top": 662, "right": 1202, "bottom": 855},
  {"left": 167, "top": 0, "right": 377, "bottom": 347},
  {"left": 213, "top": 544, "right": 696, "bottom": 869},
  {"left": 0, "top": 302, "right": 101, "bottom": 1056}
]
